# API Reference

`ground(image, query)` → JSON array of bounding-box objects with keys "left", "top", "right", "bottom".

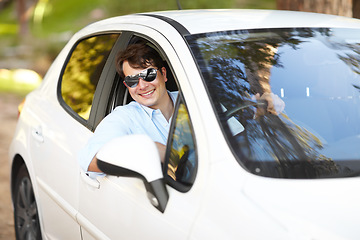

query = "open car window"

[{"left": 107, "top": 35, "right": 178, "bottom": 114}]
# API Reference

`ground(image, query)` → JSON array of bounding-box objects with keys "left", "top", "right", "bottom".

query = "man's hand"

[
  {"left": 254, "top": 92, "right": 285, "bottom": 118},
  {"left": 155, "top": 142, "right": 166, "bottom": 163},
  {"left": 88, "top": 155, "right": 102, "bottom": 172}
]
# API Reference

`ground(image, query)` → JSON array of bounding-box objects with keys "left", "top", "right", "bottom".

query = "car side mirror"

[{"left": 96, "top": 134, "right": 169, "bottom": 213}]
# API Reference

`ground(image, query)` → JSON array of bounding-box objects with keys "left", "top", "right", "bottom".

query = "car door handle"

[
  {"left": 80, "top": 170, "right": 100, "bottom": 189},
  {"left": 32, "top": 126, "right": 44, "bottom": 143}
]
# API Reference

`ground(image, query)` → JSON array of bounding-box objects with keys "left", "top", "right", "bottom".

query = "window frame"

[
  {"left": 91, "top": 32, "right": 133, "bottom": 130},
  {"left": 57, "top": 32, "right": 126, "bottom": 131},
  {"left": 163, "top": 92, "right": 198, "bottom": 193},
  {"left": 78, "top": 30, "right": 197, "bottom": 190}
]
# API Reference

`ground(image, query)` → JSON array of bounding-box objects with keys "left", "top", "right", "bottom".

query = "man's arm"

[
  {"left": 155, "top": 142, "right": 166, "bottom": 163},
  {"left": 87, "top": 141, "right": 166, "bottom": 173}
]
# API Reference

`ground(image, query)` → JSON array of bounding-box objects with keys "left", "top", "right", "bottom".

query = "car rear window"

[{"left": 60, "top": 34, "right": 119, "bottom": 121}]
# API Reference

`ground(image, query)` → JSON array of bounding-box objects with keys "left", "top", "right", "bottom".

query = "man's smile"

[{"left": 140, "top": 89, "right": 155, "bottom": 97}]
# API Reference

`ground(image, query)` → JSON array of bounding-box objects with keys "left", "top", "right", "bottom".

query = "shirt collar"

[{"left": 141, "top": 104, "right": 157, "bottom": 119}]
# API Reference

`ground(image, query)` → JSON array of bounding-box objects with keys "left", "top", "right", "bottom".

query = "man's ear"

[{"left": 161, "top": 67, "right": 167, "bottom": 82}]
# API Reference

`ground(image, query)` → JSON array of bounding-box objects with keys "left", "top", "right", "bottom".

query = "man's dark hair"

[{"left": 115, "top": 42, "right": 164, "bottom": 78}]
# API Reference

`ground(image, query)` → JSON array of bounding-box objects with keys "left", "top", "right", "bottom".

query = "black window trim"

[
  {"left": 90, "top": 32, "right": 133, "bottom": 130},
  {"left": 163, "top": 92, "right": 198, "bottom": 193}
]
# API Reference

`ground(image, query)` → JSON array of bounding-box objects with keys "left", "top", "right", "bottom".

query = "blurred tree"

[
  {"left": 277, "top": 0, "right": 359, "bottom": 18},
  {"left": 0, "top": 0, "right": 12, "bottom": 9},
  {"left": 16, "top": 0, "right": 38, "bottom": 35},
  {"left": 354, "top": 0, "right": 360, "bottom": 17}
]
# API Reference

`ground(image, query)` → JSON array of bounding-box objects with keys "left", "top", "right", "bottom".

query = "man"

[{"left": 79, "top": 41, "right": 178, "bottom": 176}]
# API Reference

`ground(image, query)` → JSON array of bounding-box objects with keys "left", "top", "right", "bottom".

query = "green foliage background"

[
  {"left": 1, "top": 0, "right": 275, "bottom": 37},
  {"left": 0, "top": 0, "right": 275, "bottom": 94}
]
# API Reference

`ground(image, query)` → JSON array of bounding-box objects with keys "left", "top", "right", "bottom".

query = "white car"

[{"left": 9, "top": 9, "right": 360, "bottom": 240}]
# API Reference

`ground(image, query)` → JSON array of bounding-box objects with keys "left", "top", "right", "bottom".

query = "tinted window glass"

[
  {"left": 166, "top": 96, "right": 197, "bottom": 191},
  {"left": 61, "top": 34, "right": 119, "bottom": 120},
  {"left": 187, "top": 28, "right": 360, "bottom": 179}
]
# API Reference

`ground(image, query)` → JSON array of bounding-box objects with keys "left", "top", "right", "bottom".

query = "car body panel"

[
  {"left": 150, "top": 9, "right": 360, "bottom": 32},
  {"left": 243, "top": 175, "right": 360, "bottom": 239},
  {"left": 13, "top": 89, "right": 86, "bottom": 238},
  {"left": 83, "top": 9, "right": 360, "bottom": 37}
]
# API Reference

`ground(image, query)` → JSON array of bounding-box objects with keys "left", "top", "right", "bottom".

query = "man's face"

[{"left": 123, "top": 60, "right": 168, "bottom": 109}]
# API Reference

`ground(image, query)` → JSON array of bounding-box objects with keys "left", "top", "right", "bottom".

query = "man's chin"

[{"left": 136, "top": 98, "right": 155, "bottom": 108}]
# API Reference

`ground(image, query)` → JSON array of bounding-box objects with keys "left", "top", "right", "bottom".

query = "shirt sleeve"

[{"left": 77, "top": 107, "right": 132, "bottom": 174}]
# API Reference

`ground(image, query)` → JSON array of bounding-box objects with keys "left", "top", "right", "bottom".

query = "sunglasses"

[{"left": 123, "top": 68, "right": 158, "bottom": 88}]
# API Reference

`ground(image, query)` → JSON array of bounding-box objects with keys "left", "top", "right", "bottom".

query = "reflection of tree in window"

[
  {"left": 61, "top": 34, "right": 119, "bottom": 120},
  {"left": 167, "top": 103, "right": 196, "bottom": 186},
  {"left": 336, "top": 38, "right": 360, "bottom": 89}
]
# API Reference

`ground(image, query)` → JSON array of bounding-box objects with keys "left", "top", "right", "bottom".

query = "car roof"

[
  {"left": 146, "top": 9, "right": 360, "bottom": 34},
  {"left": 90, "top": 9, "right": 360, "bottom": 37}
]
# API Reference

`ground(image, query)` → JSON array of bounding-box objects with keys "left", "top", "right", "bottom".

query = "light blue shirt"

[{"left": 78, "top": 91, "right": 178, "bottom": 177}]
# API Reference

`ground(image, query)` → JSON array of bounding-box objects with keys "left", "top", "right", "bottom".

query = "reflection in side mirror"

[{"left": 96, "top": 134, "right": 169, "bottom": 213}]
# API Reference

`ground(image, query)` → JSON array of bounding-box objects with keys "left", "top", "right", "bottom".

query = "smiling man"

[{"left": 79, "top": 41, "right": 178, "bottom": 176}]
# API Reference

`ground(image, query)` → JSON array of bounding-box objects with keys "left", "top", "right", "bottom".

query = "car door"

[
  {"left": 77, "top": 30, "right": 207, "bottom": 239},
  {"left": 78, "top": 97, "right": 202, "bottom": 240},
  {"left": 28, "top": 33, "right": 121, "bottom": 239}
]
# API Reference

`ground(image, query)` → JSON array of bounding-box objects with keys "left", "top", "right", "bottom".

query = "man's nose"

[{"left": 137, "top": 78, "right": 148, "bottom": 88}]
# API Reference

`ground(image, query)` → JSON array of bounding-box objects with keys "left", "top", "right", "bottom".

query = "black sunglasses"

[{"left": 123, "top": 68, "right": 158, "bottom": 88}]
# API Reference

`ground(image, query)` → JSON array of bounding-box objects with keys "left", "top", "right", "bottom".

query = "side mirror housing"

[{"left": 96, "top": 134, "right": 168, "bottom": 213}]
